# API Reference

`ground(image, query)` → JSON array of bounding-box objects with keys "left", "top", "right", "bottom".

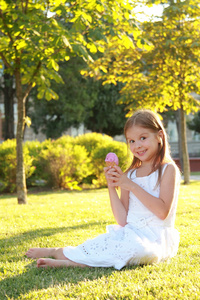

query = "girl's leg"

[
  {"left": 26, "top": 248, "right": 89, "bottom": 268},
  {"left": 26, "top": 247, "right": 66, "bottom": 259},
  {"left": 37, "top": 258, "right": 88, "bottom": 268}
]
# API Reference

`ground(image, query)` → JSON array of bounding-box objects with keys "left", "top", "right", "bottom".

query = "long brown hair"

[{"left": 124, "top": 109, "right": 173, "bottom": 185}]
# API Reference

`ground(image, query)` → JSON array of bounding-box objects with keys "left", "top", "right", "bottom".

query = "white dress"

[{"left": 63, "top": 164, "right": 180, "bottom": 270}]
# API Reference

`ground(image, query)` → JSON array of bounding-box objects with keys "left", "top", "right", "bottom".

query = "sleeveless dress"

[{"left": 63, "top": 164, "right": 180, "bottom": 270}]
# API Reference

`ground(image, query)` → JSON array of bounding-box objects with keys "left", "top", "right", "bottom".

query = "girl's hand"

[
  {"left": 106, "top": 166, "right": 131, "bottom": 190},
  {"left": 104, "top": 166, "right": 116, "bottom": 186}
]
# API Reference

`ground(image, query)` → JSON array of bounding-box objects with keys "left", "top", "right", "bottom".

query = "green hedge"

[
  {"left": 0, "top": 133, "right": 131, "bottom": 193},
  {"left": 0, "top": 139, "right": 35, "bottom": 193}
]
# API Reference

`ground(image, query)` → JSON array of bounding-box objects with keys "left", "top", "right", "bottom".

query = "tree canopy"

[
  {"left": 29, "top": 57, "right": 127, "bottom": 138},
  {"left": 28, "top": 57, "right": 96, "bottom": 139},
  {"left": 86, "top": 0, "right": 200, "bottom": 113},
  {"left": 0, "top": 0, "right": 140, "bottom": 203},
  {"left": 83, "top": 0, "right": 200, "bottom": 183}
]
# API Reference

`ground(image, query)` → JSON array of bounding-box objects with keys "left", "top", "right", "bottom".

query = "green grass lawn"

[{"left": 0, "top": 180, "right": 199, "bottom": 300}]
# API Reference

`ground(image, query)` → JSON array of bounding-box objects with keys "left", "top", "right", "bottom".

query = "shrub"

[
  {"left": 25, "top": 139, "right": 52, "bottom": 187},
  {"left": 0, "top": 139, "right": 35, "bottom": 193},
  {"left": 75, "top": 132, "right": 113, "bottom": 154},
  {"left": 39, "top": 141, "right": 91, "bottom": 190},
  {"left": 0, "top": 134, "right": 132, "bottom": 193},
  {"left": 53, "top": 135, "right": 75, "bottom": 147},
  {"left": 0, "top": 139, "right": 16, "bottom": 192}
]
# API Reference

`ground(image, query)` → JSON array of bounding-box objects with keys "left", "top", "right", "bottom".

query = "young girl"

[{"left": 26, "top": 109, "right": 180, "bottom": 270}]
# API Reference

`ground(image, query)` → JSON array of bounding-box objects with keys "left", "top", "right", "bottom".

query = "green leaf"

[
  {"left": 96, "top": 4, "right": 104, "bottom": 13},
  {"left": 46, "top": 59, "right": 59, "bottom": 71},
  {"left": 24, "top": 116, "right": 32, "bottom": 127},
  {"left": 37, "top": 89, "right": 45, "bottom": 99},
  {"left": 52, "top": 60, "right": 59, "bottom": 71},
  {"left": 82, "top": 12, "right": 92, "bottom": 23},
  {"left": 15, "top": 40, "right": 27, "bottom": 50},
  {"left": 62, "top": 35, "right": 72, "bottom": 49},
  {"left": 87, "top": 43, "right": 97, "bottom": 54},
  {"left": 45, "top": 89, "right": 52, "bottom": 101}
]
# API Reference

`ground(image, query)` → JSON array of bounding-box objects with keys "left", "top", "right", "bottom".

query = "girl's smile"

[{"left": 137, "top": 150, "right": 147, "bottom": 156}]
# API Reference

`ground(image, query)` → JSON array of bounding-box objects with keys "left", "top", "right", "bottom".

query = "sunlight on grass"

[{"left": 0, "top": 182, "right": 199, "bottom": 299}]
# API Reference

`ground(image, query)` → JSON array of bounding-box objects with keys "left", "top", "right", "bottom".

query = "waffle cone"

[{"left": 106, "top": 161, "right": 116, "bottom": 167}]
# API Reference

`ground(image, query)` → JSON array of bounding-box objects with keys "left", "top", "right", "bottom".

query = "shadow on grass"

[
  {"left": 0, "top": 222, "right": 142, "bottom": 299},
  {"left": 0, "top": 262, "right": 107, "bottom": 299},
  {"left": 0, "top": 256, "right": 140, "bottom": 299},
  {"left": 0, "top": 187, "right": 107, "bottom": 200},
  {"left": 0, "top": 221, "right": 109, "bottom": 262}
]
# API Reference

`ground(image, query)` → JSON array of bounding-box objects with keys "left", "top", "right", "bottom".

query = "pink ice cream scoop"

[{"left": 105, "top": 152, "right": 119, "bottom": 167}]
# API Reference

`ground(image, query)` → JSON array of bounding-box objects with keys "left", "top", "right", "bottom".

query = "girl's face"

[{"left": 126, "top": 125, "right": 163, "bottom": 165}]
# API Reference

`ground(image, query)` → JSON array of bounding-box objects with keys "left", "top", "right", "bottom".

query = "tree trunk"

[
  {"left": 3, "top": 67, "right": 15, "bottom": 140},
  {"left": 175, "top": 109, "right": 183, "bottom": 170},
  {"left": 179, "top": 106, "right": 190, "bottom": 184},
  {"left": 15, "top": 68, "right": 27, "bottom": 204}
]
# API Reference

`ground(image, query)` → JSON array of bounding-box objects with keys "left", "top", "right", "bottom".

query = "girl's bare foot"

[
  {"left": 26, "top": 247, "right": 65, "bottom": 259},
  {"left": 37, "top": 258, "right": 70, "bottom": 268},
  {"left": 26, "top": 248, "right": 54, "bottom": 258},
  {"left": 37, "top": 258, "right": 88, "bottom": 268}
]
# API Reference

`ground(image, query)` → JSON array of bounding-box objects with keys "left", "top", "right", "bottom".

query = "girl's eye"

[
  {"left": 129, "top": 140, "right": 134, "bottom": 144},
  {"left": 141, "top": 137, "right": 146, "bottom": 141}
]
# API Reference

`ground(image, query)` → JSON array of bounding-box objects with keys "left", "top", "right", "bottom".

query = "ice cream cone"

[
  {"left": 106, "top": 161, "right": 117, "bottom": 167},
  {"left": 105, "top": 152, "right": 119, "bottom": 167}
]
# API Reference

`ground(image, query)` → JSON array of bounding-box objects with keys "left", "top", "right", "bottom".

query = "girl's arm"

[
  {"left": 108, "top": 164, "right": 178, "bottom": 220},
  {"left": 104, "top": 167, "right": 129, "bottom": 226}
]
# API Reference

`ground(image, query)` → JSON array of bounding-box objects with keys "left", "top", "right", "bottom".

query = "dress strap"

[
  {"left": 161, "top": 163, "right": 169, "bottom": 176},
  {"left": 127, "top": 169, "right": 136, "bottom": 180}
]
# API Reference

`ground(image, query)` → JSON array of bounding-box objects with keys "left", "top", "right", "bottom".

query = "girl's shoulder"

[
  {"left": 126, "top": 161, "right": 180, "bottom": 181},
  {"left": 162, "top": 160, "right": 180, "bottom": 172},
  {"left": 161, "top": 161, "right": 181, "bottom": 181}
]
